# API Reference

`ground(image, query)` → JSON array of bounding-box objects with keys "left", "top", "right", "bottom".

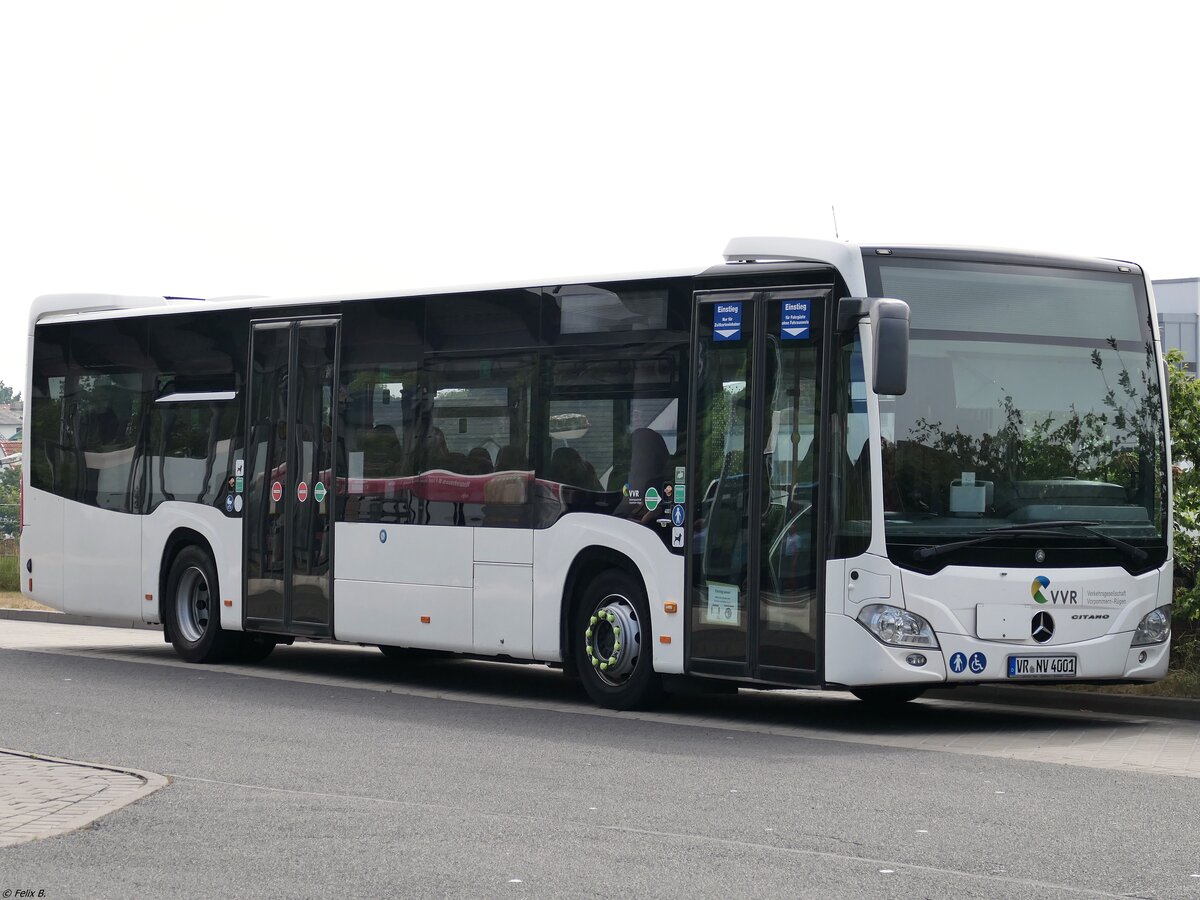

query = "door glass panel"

[
  {"left": 245, "top": 324, "right": 290, "bottom": 623},
  {"left": 758, "top": 296, "right": 821, "bottom": 671},
  {"left": 290, "top": 323, "right": 337, "bottom": 627},
  {"left": 690, "top": 294, "right": 755, "bottom": 665}
]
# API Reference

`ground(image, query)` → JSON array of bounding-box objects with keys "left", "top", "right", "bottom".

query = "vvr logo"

[{"left": 1030, "top": 576, "right": 1077, "bottom": 605}]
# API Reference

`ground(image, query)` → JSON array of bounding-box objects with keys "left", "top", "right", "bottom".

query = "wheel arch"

[
  {"left": 158, "top": 528, "right": 217, "bottom": 642},
  {"left": 558, "top": 545, "right": 648, "bottom": 670}
]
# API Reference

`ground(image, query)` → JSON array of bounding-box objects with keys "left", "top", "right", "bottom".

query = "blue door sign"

[
  {"left": 949, "top": 652, "right": 967, "bottom": 674},
  {"left": 713, "top": 302, "right": 742, "bottom": 342},
  {"left": 781, "top": 300, "right": 810, "bottom": 340},
  {"left": 968, "top": 652, "right": 987, "bottom": 674}
]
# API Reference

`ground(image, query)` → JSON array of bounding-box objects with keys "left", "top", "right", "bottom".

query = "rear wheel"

[
  {"left": 573, "top": 569, "right": 662, "bottom": 710},
  {"left": 165, "top": 545, "right": 238, "bottom": 663},
  {"left": 850, "top": 685, "right": 927, "bottom": 705}
]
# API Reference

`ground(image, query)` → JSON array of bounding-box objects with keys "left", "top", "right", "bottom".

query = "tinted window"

[
  {"left": 144, "top": 312, "right": 247, "bottom": 511},
  {"left": 30, "top": 324, "right": 73, "bottom": 498},
  {"left": 425, "top": 290, "right": 540, "bottom": 352},
  {"left": 544, "top": 279, "right": 690, "bottom": 344},
  {"left": 339, "top": 298, "right": 425, "bottom": 524},
  {"left": 145, "top": 401, "right": 238, "bottom": 509},
  {"left": 418, "top": 354, "right": 535, "bottom": 527},
  {"left": 29, "top": 320, "right": 151, "bottom": 512},
  {"left": 542, "top": 348, "right": 685, "bottom": 540}
]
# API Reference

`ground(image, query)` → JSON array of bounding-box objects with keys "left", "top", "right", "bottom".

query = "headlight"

[
  {"left": 856, "top": 604, "right": 939, "bottom": 649},
  {"left": 1132, "top": 605, "right": 1171, "bottom": 646}
]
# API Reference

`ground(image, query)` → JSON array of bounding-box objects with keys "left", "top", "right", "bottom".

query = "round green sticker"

[
  {"left": 314, "top": 481, "right": 327, "bottom": 502},
  {"left": 644, "top": 487, "right": 661, "bottom": 511}
]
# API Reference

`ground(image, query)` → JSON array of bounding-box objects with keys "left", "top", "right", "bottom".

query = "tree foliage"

[
  {"left": 0, "top": 380, "right": 20, "bottom": 404},
  {"left": 1167, "top": 348, "right": 1200, "bottom": 620},
  {"left": 0, "top": 464, "right": 19, "bottom": 535}
]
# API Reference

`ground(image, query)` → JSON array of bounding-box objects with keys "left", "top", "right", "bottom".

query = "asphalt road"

[{"left": 1, "top": 627, "right": 1199, "bottom": 899}]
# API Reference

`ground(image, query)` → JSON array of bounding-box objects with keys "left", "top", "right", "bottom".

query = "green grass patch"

[{"left": 0, "top": 554, "right": 19, "bottom": 592}]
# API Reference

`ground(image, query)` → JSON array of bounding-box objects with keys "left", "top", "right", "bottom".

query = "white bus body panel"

[
  {"left": 826, "top": 554, "right": 1171, "bottom": 686},
  {"left": 332, "top": 515, "right": 684, "bottom": 672},
  {"left": 333, "top": 523, "right": 476, "bottom": 651},
  {"left": 532, "top": 515, "right": 685, "bottom": 673},
  {"left": 140, "top": 503, "right": 244, "bottom": 629},
  {"left": 19, "top": 487, "right": 65, "bottom": 610},
  {"left": 904, "top": 564, "right": 1168, "bottom": 682},
  {"left": 59, "top": 504, "right": 142, "bottom": 619}
]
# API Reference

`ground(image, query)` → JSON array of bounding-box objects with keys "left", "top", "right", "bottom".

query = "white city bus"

[{"left": 20, "top": 238, "right": 1173, "bottom": 708}]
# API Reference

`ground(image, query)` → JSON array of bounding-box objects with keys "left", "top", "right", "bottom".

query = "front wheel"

[
  {"left": 573, "top": 570, "right": 662, "bottom": 710},
  {"left": 165, "top": 545, "right": 238, "bottom": 663},
  {"left": 230, "top": 634, "right": 277, "bottom": 663},
  {"left": 850, "top": 685, "right": 927, "bottom": 705}
]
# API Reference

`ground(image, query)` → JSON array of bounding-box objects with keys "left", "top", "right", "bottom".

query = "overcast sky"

[{"left": 2, "top": 1, "right": 1197, "bottom": 393}]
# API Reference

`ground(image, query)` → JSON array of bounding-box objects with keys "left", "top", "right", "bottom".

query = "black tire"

[
  {"left": 850, "top": 685, "right": 927, "bottom": 705},
  {"left": 573, "top": 569, "right": 662, "bottom": 710},
  {"left": 230, "top": 634, "right": 277, "bottom": 663},
  {"left": 165, "top": 545, "right": 238, "bottom": 663}
]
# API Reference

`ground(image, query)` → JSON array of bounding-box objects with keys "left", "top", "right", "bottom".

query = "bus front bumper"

[{"left": 824, "top": 613, "right": 1170, "bottom": 688}]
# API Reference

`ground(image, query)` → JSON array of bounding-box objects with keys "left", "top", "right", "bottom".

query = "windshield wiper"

[{"left": 913, "top": 520, "right": 1148, "bottom": 562}]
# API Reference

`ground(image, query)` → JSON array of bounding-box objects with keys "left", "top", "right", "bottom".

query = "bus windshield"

[{"left": 868, "top": 258, "right": 1167, "bottom": 553}]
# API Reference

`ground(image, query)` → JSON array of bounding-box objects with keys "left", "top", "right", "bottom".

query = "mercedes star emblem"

[{"left": 1031, "top": 610, "right": 1055, "bottom": 644}]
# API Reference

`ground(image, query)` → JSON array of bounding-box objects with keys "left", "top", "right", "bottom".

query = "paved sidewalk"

[{"left": 0, "top": 748, "right": 167, "bottom": 847}]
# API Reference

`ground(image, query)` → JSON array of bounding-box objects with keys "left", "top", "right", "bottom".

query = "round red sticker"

[
  {"left": 271, "top": 481, "right": 283, "bottom": 503},
  {"left": 297, "top": 481, "right": 309, "bottom": 503}
]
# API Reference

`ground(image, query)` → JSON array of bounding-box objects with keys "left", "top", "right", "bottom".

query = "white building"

[
  {"left": 0, "top": 404, "right": 20, "bottom": 441},
  {"left": 1155, "top": 277, "right": 1200, "bottom": 374}
]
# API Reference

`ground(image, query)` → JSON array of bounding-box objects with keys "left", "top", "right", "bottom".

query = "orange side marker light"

[
  {"left": 659, "top": 635, "right": 672, "bottom": 644},
  {"left": 223, "top": 599, "right": 233, "bottom": 607},
  {"left": 420, "top": 615, "right": 431, "bottom": 624},
  {"left": 663, "top": 601, "right": 678, "bottom": 614}
]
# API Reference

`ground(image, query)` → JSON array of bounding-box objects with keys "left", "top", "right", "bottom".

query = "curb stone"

[
  {"left": 0, "top": 747, "right": 168, "bottom": 847},
  {"left": 0, "top": 607, "right": 160, "bottom": 631},
  {"left": 926, "top": 684, "right": 1200, "bottom": 721}
]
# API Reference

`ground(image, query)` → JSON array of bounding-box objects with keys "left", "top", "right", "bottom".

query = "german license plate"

[{"left": 1007, "top": 655, "right": 1077, "bottom": 678}]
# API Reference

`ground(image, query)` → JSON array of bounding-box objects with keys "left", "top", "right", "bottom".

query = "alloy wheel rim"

[
  {"left": 175, "top": 566, "right": 211, "bottom": 644},
  {"left": 584, "top": 593, "right": 642, "bottom": 687}
]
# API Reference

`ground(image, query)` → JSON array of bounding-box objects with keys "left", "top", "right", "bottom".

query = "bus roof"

[{"left": 30, "top": 237, "right": 1142, "bottom": 330}]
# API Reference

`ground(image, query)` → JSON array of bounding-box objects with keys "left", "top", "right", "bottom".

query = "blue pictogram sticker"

[
  {"left": 949, "top": 652, "right": 967, "bottom": 674},
  {"left": 672, "top": 504, "right": 685, "bottom": 527},
  {"left": 379, "top": 529, "right": 388, "bottom": 544},
  {"left": 224, "top": 493, "right": 235, "bottom": 513},
  {"left": 713, "top": 302, "right": 742, "bottom": 342},
  {"left": 968, "top": 651, "right": 987, "bottom": 674},
  {"left": 781, "top": 300, "right": 810, "bottom": 340}
]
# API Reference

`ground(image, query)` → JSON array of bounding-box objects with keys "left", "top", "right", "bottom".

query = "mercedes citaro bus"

[{"left": 21, "top": 238, "right": 1173, "bottom": 708}]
